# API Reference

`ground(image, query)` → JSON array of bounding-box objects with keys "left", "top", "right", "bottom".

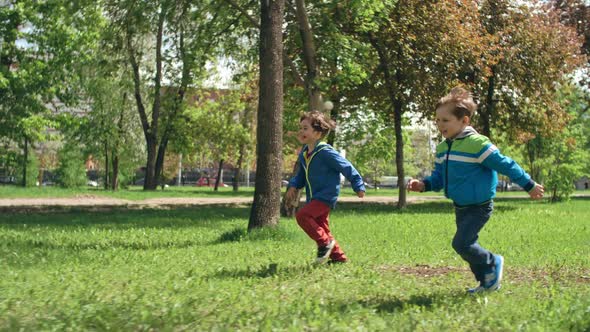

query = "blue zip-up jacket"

[
  {"left": 289, "top": 142, "right": 365, "bottom": 208},
  {"left": 423, "top": 127, "right": 535, "bottom": 206}
]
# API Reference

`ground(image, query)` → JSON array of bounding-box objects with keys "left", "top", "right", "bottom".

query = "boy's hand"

[
  {"left": 357, "top": 191, "right": 365, "bottom": 198},
  {"left": 528, "top": 183, "right": 544, "bottom": 200},
  {"left": 407, "top": 179, "right": 425, "bottom": 192},
  {"left": 285, "top": 187, "right": 299, "bottom": 207}
]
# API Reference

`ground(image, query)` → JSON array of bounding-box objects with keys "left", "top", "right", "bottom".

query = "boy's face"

[
  {"left": 435, "top": 104, "right": 469, "bottom": 140},
  {"left": 298, "top": 118, "right": 323, "bottom": 146}
]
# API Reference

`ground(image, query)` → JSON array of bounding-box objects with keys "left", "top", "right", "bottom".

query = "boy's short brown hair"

[
  {"left": 300, "top": 111, "right": 336, "bottom": 138},
  {"left": 436, "top": 87, "right": 477, "bottom": 119}
]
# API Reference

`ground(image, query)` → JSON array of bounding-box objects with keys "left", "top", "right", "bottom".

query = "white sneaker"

[{"left": 315, "top": 239, "right": 336, "bottom": 264}]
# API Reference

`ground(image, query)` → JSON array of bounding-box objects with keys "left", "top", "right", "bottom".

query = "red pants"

[{"left": 295, "top": 199, "right": 347, "bottom": 262}]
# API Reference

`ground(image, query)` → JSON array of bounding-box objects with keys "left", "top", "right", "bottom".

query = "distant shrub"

[
  {"left": 16, "top": 153, "right": 39, "bottom": 187},
  {"left": 56, "top": 143, "right": 87, "bottom": 188}
]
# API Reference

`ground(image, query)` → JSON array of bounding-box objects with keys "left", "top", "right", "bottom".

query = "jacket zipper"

[
  {"left": 303, "top": 143, "right": 328, "bottom": 199},
  {"left": 444, "top": 139, "right": 452, "bottom": 197}
]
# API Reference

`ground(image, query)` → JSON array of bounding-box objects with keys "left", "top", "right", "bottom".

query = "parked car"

[
  {"left": 376, "top": 176, "right": 411, "bottom": 188},
  {"left": 0, "top": 176, "right": 17, "bottom": 184},
  {"left": 196, "top": 177, "right": 228, "bottom": 187}
]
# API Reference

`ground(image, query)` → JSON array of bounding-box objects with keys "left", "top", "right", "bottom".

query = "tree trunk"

[
  {"left": 368, "top": 33, "right": 407, "bottom": 207},
  {"left": 104, "top": 142, "right": 109, "bottom": 190},
  {"left": 126, "top": 6, "right": 166, "bottom": 191},
  {"left": 249, "top": 0, "right": 285, "bottom": 231},
  {"left": 326, "top": 94, "right": 341, "bottom": 146},
  {"left": 214, "top": 159, "right": 224, "bottom": 191},
  {"left": 482, "top": 67, "right": 496, "bottom": 139},
  {"left": 234, "top": 147, "right": 244, "bottom": 192},
  {"left": 279, "top": 0, "right": 317, "bottom": 216},
  {"left": 111, "top": 152, "right": 119, "bottom": 191},
  {"left": 394, "top": 101, "right": 406, "bottom": 208},
  {"left": 294, "top": 0, "right": 321, "bottom": 111},
  {"left": 111, "top": 101, "right": 125, "bottom": 191},
  {"left": 22, "top": 135, "right": 28, "bottom": 187},
  {"left": 144, "top": 136, "right": 158, "bottom": 189},
  {"left": 154, "top": 136, "right": 168, "bottom": 187}
]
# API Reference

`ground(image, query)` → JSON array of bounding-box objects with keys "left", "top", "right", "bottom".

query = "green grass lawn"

[
  {"left": 1, "top": 198, "right": 589, "bottom": 330},
  {"left": 0, "top": 184, "right": 413, "bottom": 200},
  {"left": 5, "top": 184, "right": 582, "bottom": 200},
  {"left": 0, "top": 185, "right": 256, "bottom": 199}
]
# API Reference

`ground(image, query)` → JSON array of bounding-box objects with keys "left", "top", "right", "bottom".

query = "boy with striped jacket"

[{"left": 407, "top": 87, "right": 544, "bottom": 293}]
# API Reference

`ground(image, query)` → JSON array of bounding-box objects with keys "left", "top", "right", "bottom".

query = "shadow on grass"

[
  {"left": 0, "top": 206, "right": 250, "bottom": 230},
  {"left": 210, "top": 263, "right": 316, "bottom": 280},
  {"left": 335, "top": 200, "right": 518, "bottom": 214},
  {"left": 335, "top": 289, "right": 468, "bottom": 314},
  {"left": 1, "top": 195, "right": 553, "bottom": 231},
  {"left": 213, "top": 226, "right": 298, "bottom": 244},
  {"left": 3, "top": 238, "right": 201, "bottom": 251}
]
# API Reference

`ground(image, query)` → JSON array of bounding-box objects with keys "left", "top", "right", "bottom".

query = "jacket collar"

[
  {"left": 303, "top": 142, "right": 329, "bottom": 154},
  {"left": 449, "top": 126, "right": 478, "bottom": 142}
]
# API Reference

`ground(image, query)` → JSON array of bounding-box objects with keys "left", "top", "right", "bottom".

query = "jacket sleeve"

[
  {"left": 324, "top": 149, "right": 366, "bottom": 193},
  {"left": 423, "top": 158, "right": 444, "bottom": 192},
  {"left": 480, "top": 144, "right": 535, "bottom": 192},
  {"left": 288, "top": 156, "right": 306, "bottom": 189}
]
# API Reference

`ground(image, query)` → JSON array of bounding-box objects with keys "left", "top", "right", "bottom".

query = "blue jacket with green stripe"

[
  {"left": 289, "top": 142, "right": 365, "bottom": 208},
  {"left": 423, "top": 126, "right": 535, "bottom": 206}
]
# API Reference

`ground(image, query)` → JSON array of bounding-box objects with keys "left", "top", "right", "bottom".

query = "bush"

[
  {"left": 16, "top": 153, "right": 39, "bottom": 187},
  {"left": 56, "top": 143, "right": 87, "bottom": 188}
]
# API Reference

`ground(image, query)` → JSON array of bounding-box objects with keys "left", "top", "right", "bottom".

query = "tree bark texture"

[
  {"left": 482, "top": 67, "right": 496, "bottom": 139},
  {"left": 294, "top": 0, "right": 321, "bottom": 111},
  {"left": 22, "top": 136, "right": 28, "bottom": 187},
  {"left": 215, "top": 159, "right": 224, "bottom": 191},
  {"left": 249, "top": 0, "right": 285, "bottom": 231}
]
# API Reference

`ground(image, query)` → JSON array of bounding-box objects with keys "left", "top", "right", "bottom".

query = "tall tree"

[
  {"left": 1, "top": 1, "right": 102, "bottom": 186},
  {"left": 472, "top": 0, "right": 583, "bottom": 138},
  {"left": 521, "top": 84, "right": 590, "bottom": 201},
  {"left": 248, "top": 0, "right": 285, "bottom": 231},
  {"left": 339, "top": 0, "right": 483, "bottom": 207},
  {"left": 105, "top": 0, "right": 231, "bottom": 190}
]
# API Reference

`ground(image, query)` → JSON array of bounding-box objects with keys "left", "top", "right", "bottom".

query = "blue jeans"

[{"left": 453, "top": 201, "right": 495, "bottom": 282}]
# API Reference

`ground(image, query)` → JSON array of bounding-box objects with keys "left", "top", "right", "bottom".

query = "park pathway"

[
  {"left": 0, "top": 195, "right": 445, "bottom": 212},
  {"left": 1, "top": 194, "right": 587, "bottom": 212}
]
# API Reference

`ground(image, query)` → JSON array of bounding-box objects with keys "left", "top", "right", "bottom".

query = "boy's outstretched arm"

[
  {"left": 528, "top": 182, "right": 544, "bottom": 200},
  {"left": 285, "top": 187, "right": 297, "bottom": 200},
  {"left": 324, "top": 149, "right": 366, "bottom": 193},
  {"left": 407, "top": 179, "right": 425, "bottom": 192}
]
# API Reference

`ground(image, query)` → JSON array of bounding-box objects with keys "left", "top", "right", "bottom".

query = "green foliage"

[
  {"left": 0, "top": 146, "right": 19, "bottom": 179},
  {"left": 56, "top": 142, "right": 87, "bottom": 188},
  {"left": 345, "top": 119, "right": 397, "bottom": 183},
  {"left": 522, "top": 84, "right": 590, "bottom": 202},
  {"left": 16, "top": 152, "right": 39, "bottom": 187},
  {"left": 473, "top": 0, "right": 583, "bottom": 137},
  {"left": 0, "top": 200, "right": 588, "bottom": 330},
  {"left": 180, "top": 88, "right": 253, "bottom": 167},
  {"left": 544, "top": 156, "right": 583, "bottom": 201}
]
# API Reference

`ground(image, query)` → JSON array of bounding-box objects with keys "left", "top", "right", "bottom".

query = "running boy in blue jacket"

[
  {"left": 286, "top": 111, "right": 366, "bottom": 265},
  {"left": 407, "top": 87, "right": 544, "bottom": 293}
]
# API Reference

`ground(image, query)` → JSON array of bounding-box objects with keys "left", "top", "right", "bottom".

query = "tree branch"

[
  {"left": 126, "top": 27, "right": 150, "bottom": 137},
  {"left": 223, "top": 0, "right": 305, "bottom": 87}
]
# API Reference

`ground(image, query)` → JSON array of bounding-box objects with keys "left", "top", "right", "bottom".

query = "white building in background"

[{"left": 574, "top": 176, "right": 589, "bottom": 190}]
